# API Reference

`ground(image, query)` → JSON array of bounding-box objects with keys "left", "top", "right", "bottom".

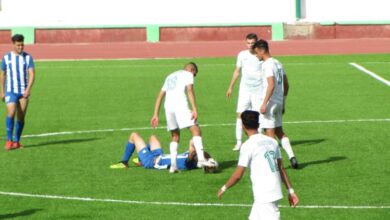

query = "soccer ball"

[{"left": 204, "top": 158, "right": 219, "bottom": 174}]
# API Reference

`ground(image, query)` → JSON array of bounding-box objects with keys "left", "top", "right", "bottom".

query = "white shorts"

[
  {"left": 249, "top": 201, "right": 280, "bottom": 220},
  {"left": 260, "top": 101, "right": 282, "bottom": 129},
  {"left": 236, "top": 89, "right": 262, "bottom": 113},
  {"left": 165, "top": 108, "right": 195, "bottom": 131}
]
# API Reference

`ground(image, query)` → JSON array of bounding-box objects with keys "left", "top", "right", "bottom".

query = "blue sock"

[
  {"left": 6, "top": 116, "right": 14, "bottom": 141},
  {"left": 14, "top": 121, "right": 24, "bottom": 142},
  {"left": 122, "top": 142, "right": 135, "bottom": 163}
]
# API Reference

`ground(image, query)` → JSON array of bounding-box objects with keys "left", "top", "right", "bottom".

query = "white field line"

[
  {"left": 349, "top": 62, "right": 390, "bottom": 87},
  {"left": 0, "top": 191, "right": 388, "bottom": 209},
  {"left": 21, "top": 118, "right": 390, "bottom": 139}
]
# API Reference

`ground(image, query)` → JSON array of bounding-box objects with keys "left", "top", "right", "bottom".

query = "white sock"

[
  {"left": 192, "top": 136, "right": 205, "bottom": 161},
  {"left": 236, "top": 118, "right": 242, "bottom": 145},
  {"left": 281, "top": 137, "right": 295, "bottom": 159},
  {"left": 169, "top": 142, "right": 178, "bottom": 166}
]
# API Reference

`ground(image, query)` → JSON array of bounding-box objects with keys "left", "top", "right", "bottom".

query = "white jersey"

[
  {"left": 236, "top": 50, "right": 263, "bottom": 93},
  {"left": 162, "top": 70, "right": 194, "bottom": 110},
  {"left": 261, "top": 57, "right": 285, "bottom": 104},
  {"left": 238, "top": 133, "right": 283, "bottom": 204},
  {"left": 1, "top": 51, "right": 34, "bottom": 94}
]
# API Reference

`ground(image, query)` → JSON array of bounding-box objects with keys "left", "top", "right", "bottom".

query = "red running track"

[{"left": 0, "top": 38, "right": 389, "bottom": 60}]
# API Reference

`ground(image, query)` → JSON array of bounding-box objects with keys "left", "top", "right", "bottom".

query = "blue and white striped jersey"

[{"left": 1, "top": 52, "right": 34, "bottom": 94}]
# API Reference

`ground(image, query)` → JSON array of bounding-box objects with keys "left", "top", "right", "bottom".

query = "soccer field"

[{"left": 0, "top": 54, "right": 389, "bottom": 219}]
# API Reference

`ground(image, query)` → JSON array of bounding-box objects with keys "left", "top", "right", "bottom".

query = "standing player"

[
  {"left": 1, "top": 34, "right": 35, "bottom": 150},
  {"left": 151, "top": 62, "right": 213, "bottom": 173},
  {"left": 226, "top": 33, "right": 263, "bottom": 151},
  {"left": 252, "top": 39, "right": 298, "bottom": 169},
  {"left": 217, "top": 110, "right": 299, "bottom": 220}
]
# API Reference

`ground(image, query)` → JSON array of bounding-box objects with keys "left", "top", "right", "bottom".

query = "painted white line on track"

[
  {"left": 349, "top": 62, "right": 390, "bottom": 87},
  {"left": 20, "top": 118, "right": 390, "bottom": 139},
  {"left": 0, "top": 191, "right": 388, "bottom": 209}
]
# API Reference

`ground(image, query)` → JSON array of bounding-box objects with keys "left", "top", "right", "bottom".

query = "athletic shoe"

[
  {"left": 197, "top": 159, "right": 216, "bottom": 168},
  {"left": 110, "top": 162, "right": 128, "bottom": 169},
  {"left": 132, "top": 158, "right": 141, "bottom": 167},
  {"left": 5, "top": 141, "right": 13, "bottom": 150},
  {"left": 12, "top": 142, "right": 22, "bottom": 149},
  {"left": 232, "top": 143, "right": 241, "bottom": 151},
  {"left": 290, "top": 157, "right": 299, "bottom": 169},
  {"left": 169, "top": 164, "right": 178, "bottom": 173}
]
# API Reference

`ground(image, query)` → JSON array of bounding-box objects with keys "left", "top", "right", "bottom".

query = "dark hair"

[
  {"left": 252, "top": 39, "right": 269, "bottom": 53},
  {"left": 241, "top": 110, "right": 260, "bottom": 130},
  {"left": 186, "top": 62, "right": 198, "bottom": 74},
  {"left": 246, "top": 33, "right": 258, "bottom": 41},
  {"left": 11, "top": 34, "right": 24, "bottom": 43}
]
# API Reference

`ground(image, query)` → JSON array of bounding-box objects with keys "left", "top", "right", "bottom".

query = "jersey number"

[
  {"left": 276, "top": 69, "right": 283, "bottom": 85},
  {"left": 166, "top": 76, "right": 177, "bottom": 91},
  {"left": 264, "top": 151, "right": 279, "bottom": 173}
]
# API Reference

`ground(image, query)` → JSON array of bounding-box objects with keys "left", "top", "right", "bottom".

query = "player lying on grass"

[{"left": 110, "top": 132, "right": 218, "bottom": 172}]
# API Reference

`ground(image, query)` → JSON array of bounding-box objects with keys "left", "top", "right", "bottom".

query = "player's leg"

[
  {"left": 234, "top": 91, "right": 251, "bottom": 151},
  {"left": 276, "top": 127, "right": 298, "bottom": 169},
  {"left": 4, "top": 93, "right": 17, "bottom": 150},
  {"left": 260, "top": 101, "right": 278, "bottom": 139},
  {"left": 110, "top": 132, "right": 146, "bottom": 169},
  {"left": 165, "top": 109, "right": 180, "bottom": 172},
  {"left": 13, "top": 97, "right": 29, "bottom": 148}
]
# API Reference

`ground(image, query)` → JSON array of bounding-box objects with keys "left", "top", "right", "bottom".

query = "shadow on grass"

[
  {"left": 217, "top": 160, "right": 237, "bottom": 172},
  {"left": 288, "top": 156, "right": 347, "bottom": 170},
  {"left": 26, "top": 138, "right": 101, "bottom": 148},
  {"left": 0, "top": 209, "right": 43, "bottom": 219},
  {"left": 291, "top": 139, "right": 326, "bottom": 146}
]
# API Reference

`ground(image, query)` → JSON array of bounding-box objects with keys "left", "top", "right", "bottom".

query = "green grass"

[{"left": 0, "top": 54, "right": 389, "bottom": 219}]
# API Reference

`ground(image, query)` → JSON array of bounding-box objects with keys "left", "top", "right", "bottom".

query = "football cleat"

[
  {"left": 110, "top": 162, "right": 128, "bottom": 169},
  {"left": 132, "top": 158, "right": 141, "bottom": 167},
  {"left": 5, "top": 141, "right": 13, "bottom": 150},
  {"left": 169, "top": 164, "right": 179, "bottom": 173},
  {"left": 197, "top": 159, "right": 216, "bottom": 168},
  {"left": 12, "top": 142, "right": 22, "bottom": 149},
  {"left": 290, "top": 157, "right": 299, "bottom": 169},
  {"left": 232, "top": 143, "right": 241, "bottom": 151}
]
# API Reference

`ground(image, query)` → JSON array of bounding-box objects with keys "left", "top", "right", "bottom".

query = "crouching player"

[{"left": 110, "top": 132, "right": 218, "bottom": 172}]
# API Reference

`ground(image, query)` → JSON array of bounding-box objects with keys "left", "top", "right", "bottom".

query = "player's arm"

[
  {"left": 186, "top": 84, "right": 198, "bottom": 120},
  {"left": 277, "top": 159, "right": 299, "bottom": 207},
  {"left": 23, "top": 68, "right": 35, "bottom": 99},
  {"left": 260, "top": 76, "right": 275, "bottom": 114},
  {"left": 151, "top": 90, "right": 166, "bottom": 128},
  {"left": 217, "top": 165, "right": 246, "bottom": 199},
  {"left": 226, "top": 67, "right": 241, "bottom": 98},
  {"left": 282, "top": 74, "right": 289, "bottom": 114}
]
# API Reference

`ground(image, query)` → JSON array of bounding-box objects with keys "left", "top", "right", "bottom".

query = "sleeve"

[
  {"left": 28, "top": 55, "right": 35, "bottom": 69},
  {"left": 184, "top": 73, "right": 194, "bottom": 86},
  {"left": 264, "top": 62, "right": 275, "bottom": 78},
  {"left": 161, "top": 79, "right": 168, "bottom": 91},
  {"left": 1, "top": 57, "right": 6, "bottom": 72},
  {"left": 236, "top": 52, "right": 242, "bottom": 69},
  {"left": 237, "top": 144, "right": 251, "bottom": 167}
]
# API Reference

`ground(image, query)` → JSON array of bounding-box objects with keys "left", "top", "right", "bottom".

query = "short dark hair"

[
  {"left": 252, "top": 39, "right": 269, "bottom": 53},
  {"left": 241, "top": 110, "right": 260, "bottom": 130},
  {"left": 186, "top": 62, "right": 198, "bottom": 74},
  {"left": 11, "top": 34, "right": 24, "bottom": 43},
  {"left": 246, "top": 33, "right": 258, "bottom": 41}
]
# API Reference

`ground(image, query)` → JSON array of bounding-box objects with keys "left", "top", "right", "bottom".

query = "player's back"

[
  {"left": 162, "top": 70, "right": 194, "bottom": 110},
  {"left": 240, "top": 134, "right": 283, "bottom": 203}
]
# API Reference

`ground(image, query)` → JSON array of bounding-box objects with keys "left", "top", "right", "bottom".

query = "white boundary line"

[
  {"left": 21, "top": 118, "right": 390, "bottom": 139},
  {"left": 0, "top": 191, "right": 389, "bottom": 209},
  {"left": 349, "top": 62, "right": 390, "bottom": 87}
]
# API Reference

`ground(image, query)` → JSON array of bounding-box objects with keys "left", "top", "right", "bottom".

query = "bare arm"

[
  {"left": 226, "top": 67, "right": 241, "bottom": 98},
  {"left": 1, "top": 70, "right": 5, "bottom": 101},
  {"left": 151, "top": 90, "right": 166, "bottom": 128},
  {"left": 260, "top": 76, "right": 275, "bottom": 113},
  {"left": 217, "top": 166, "right": 246, "bottom": 199},
  {"left": 23, "top": 68, "right": 35, "bottom": 98},
  {"left": 277, "top": 159, "right": 299, "bottom": 207},
  {"left": 186, "top": 84, "right": 198, "bottom": 120}
]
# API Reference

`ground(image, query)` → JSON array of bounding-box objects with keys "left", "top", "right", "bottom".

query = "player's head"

[
  {"left": 11, "top": 34, "right": 24, "bottom": 54},
  {"left": 241, "top": 110, "right": 260, "bottom": 132},
  {"left": 184, "top": 62, "right": 198, "bottom": 76},
  {"left": 245, "top": 33, "right": 258, "bottom": 50},
  {"left": 252, "top": 39, "right": 269, "bottom": 60}
]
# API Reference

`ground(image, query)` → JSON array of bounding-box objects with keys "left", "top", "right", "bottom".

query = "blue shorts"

[
  {"left": 5, "top": 92, "right": 23, "bottom": 104},
  {"left": 138, "top": 145, "right": 163, "bottom": 169}
]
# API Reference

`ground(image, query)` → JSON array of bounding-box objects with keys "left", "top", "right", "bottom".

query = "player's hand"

[
  {"left": 288, "top": 192, "right": 299, "bottom": 208},
  {"left": 23, "top": 90, "right": 30, "bottom": 99},
  {"left": 151, "top": 116, "right": 159, "bottom": 128},
  {"left": 260, "top": 103, "right": 267, "bottom": 114},
  {"left": 217, "top": 189, "right": 225, "bottom": 200},
  {"left": 226, "top": 88, "right": 232, "bottom": 98},
  {"left": 191, "top": 111, "right": 198, "bottom": 121}
]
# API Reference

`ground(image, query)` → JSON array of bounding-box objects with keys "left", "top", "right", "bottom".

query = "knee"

[{"left": 129, "top": 132, "right": 139, "bottom": 141}]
